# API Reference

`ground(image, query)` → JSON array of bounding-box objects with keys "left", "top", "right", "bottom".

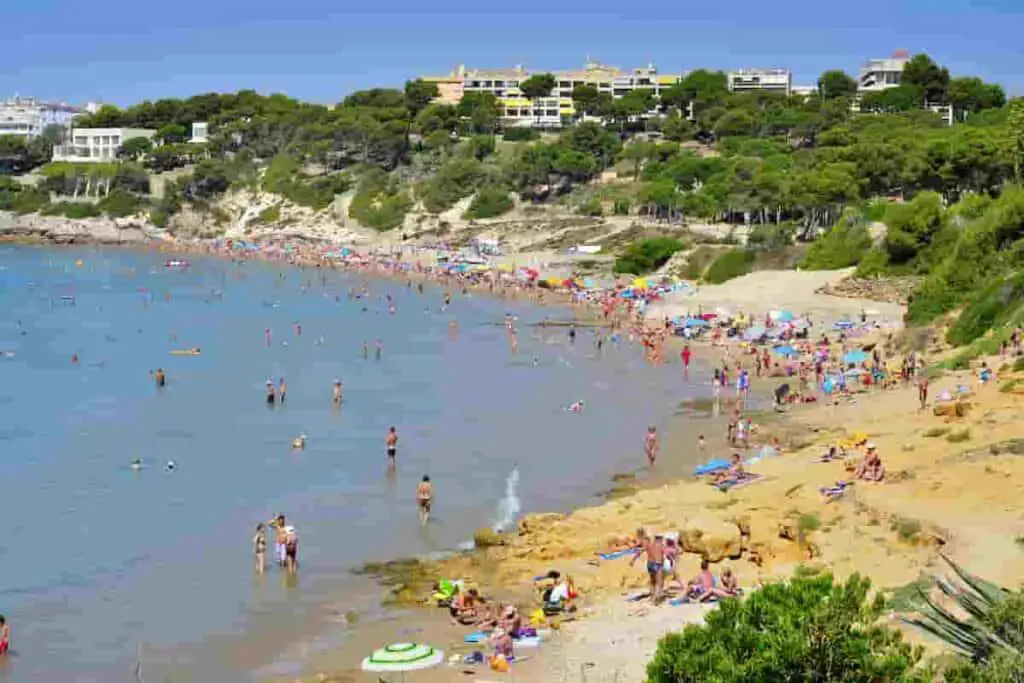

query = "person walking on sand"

[
  {"left": 681, "top": 344, "right": 692, "bottom": 372},
  {"left": 629, "top": 530, "right": 665, "bottom": 604},
  {"left": 644, "top": 426, "right": 659, "bottom": 466},
  {"left": 385, "top": 426, "right": 398, "bottom": 470},
  {"left": 417, "top": 475, "right": 433, "bottom": 526},
  {"left": 917, "top": 374, "right": 929, "bottom": 410}
]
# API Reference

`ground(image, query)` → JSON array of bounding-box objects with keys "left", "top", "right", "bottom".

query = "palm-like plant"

[{"left": 902, "top": 553, "right": 1024, "bottom": 663}]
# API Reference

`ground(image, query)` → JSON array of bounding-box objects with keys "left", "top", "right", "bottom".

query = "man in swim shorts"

[
  {"left": 385, "top": 426, "right": 398, "bottom": 470},
  {"left": 0, "top": 615, "right": 9, "bottom": 656},
  {"left": 630, "top": 529, "right": 665, "bottom": 603}
]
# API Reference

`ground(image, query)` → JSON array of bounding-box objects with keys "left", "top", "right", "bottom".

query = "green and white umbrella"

[{"left": 361, "top": 643, "right": 444, "bottom": 677}]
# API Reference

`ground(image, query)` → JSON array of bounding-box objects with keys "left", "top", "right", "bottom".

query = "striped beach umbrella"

[{"left": 361, "top": 643, "right": 444, "bottom": 678}]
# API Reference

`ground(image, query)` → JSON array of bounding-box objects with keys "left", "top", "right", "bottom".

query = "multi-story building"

[
  {"left": 858, "top": 49, "right": 911, "bottom": 92},
  {"left": 426, "top": 61, "right": 681, "bottom": 128},
  {"left": 52, "top": 127, "right": 156, "bottom": 163},
  {"left": 727, "top": 69, "right": 792, "bottom": 95},
  {"left": 0, "top": 96, "right": 86, "bottom": 138}
]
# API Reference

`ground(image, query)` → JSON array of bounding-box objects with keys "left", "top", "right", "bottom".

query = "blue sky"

[{"left": 5, "top": 0, "right": 1024, "bottom": 105}]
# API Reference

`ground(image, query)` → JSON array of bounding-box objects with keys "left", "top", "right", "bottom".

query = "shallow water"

[{"left": 0, "top": 246, "right": 702, "bottom": 682}]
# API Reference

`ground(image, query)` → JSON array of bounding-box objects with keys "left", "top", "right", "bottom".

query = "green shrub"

[
  {"left": 946, "top": 273, "right": 1024, "bottom": 346},
  {"left": 0, "top": 187, "right": 50, "bottom": 214},
  {"left": 98, "top": 190, "right": 143, "bottom": 218},
  {"left": 419, "top": 158, "right": 482, "bottom": 213},
  {"left": 681, "top": 246, "right": 717, "bottom": 280},
  {"left": 576, "top": 198, "right": 603, "bottom": 217},
  {"left": 892, "top": 517, "right": 923, "bottom": 543},
  {"left": 802, "top": 211, "right": 873, "bottom": 270},
  {"left": 464, "top": 186, "right": 513, "bottom": 219},
  {"left": 613, "top": 237, "right": 686, "bottom": 275},
  {"left": 947, "top": 428, "right": 972, "bottom": 443},
  {"left": 257, "top": 204, "right": 281, "bottom": 224},
  {"left": 797, "top": 513, "right": 822, "bottom": 534},
  {"left": 704, "top": 248, "right": 756, "bottom": 284},
  {"left": 349, "top": 170, "right": 412, "bottom": 231},
  {"left": 61, "top": 202, "right": 102, "bottom": 219},
  {"left": 502, "top": 127, "right": 538, "bottom": 142},
  {"left": 613, "top": 198, "right": 631, "bottom": 215},
  {"left": 646, "top": 571, "right": 922, "bottom": 682}
]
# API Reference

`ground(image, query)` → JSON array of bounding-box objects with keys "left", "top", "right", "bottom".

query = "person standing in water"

[
  {"left": 265, "top": 327, "right": 272, "bottom": 347},
  {"left": 568, "top": 324, "right": 576, "bottom": 344},
  {"left": 278, "top": 377, "right": 287, "bottom": 404},
  {"left": 375, "top": 339, "right": 383, "bottom": 360},
  {"left": 385, "top": 426, "right": 398, "bottom": 470},
  {"left": 268, "top": 514, "right": 287, "bottom": 566},
  {"left": 0, "top": 615, "right": 9, "bottom": 656},
  {"left": 153, "top": 368, "right": 166, "bottom": 387},
  {"left": 253, "top": 523, "right": 267, "bottom": 574},
  {"left": 416, "top": 475, "right": 433, "bottom": 526},
  {"left": 361, "top": 340, "right": 369, "bottom": 359},
  {"left": 265, "top": 380, "right": 276, "bottom": 406},
  {"left": 645, "top": 426, "right": 659, "bottom": 466},
  {"left": 332, "top": 380, "right": 343, "bottom": 405}
]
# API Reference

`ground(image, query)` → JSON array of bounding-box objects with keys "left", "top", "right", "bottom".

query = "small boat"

[
  {"left": 169, "top": 348, "right": 201, "bottom": 356},
  {"left": 165, "top": 259, "right": 190, "bottom": 269}
]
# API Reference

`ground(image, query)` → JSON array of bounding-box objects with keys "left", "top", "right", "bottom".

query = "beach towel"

[
  {"left": 599, "top": 548, "right": 639, "bottom": 561},
  {"left": 712, "top": 473, "right": 764, "bottom": 492},
  {"left": 820, "top": 481, "right": 852, "bottom": 500},
  {"left": 695, "top": 458, "right": 731, "bottom": 475},
  {"left": 465, "top": 632, "right": 489, "bottom": 644}
]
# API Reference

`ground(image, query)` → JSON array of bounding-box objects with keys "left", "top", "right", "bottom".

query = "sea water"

[{"left": 0, "top": 246, "right": 703, "bottom": 682}]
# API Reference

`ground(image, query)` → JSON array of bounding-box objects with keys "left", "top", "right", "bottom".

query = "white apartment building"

[
  {"left": 727, "top": 69, "right": 792, "bottom": 95},
  {"left": 0, "top": 96, "right": 86, "bottom": 138},
  {"left": 858, "top": 50, "right": 911, "bottom": 92},
  {"left": 439, "top": 61, "right": 681, "bottom": 128},
  {"left": 189, "top": 121, "right": 209, "bottom": 144},
  {"left": 52, "top": 127, "right": 156, "bottom": 163}
]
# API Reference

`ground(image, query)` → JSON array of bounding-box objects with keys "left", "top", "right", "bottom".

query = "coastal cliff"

[{"left": 0, "top": 210, "right": 161, "bottom": 244}]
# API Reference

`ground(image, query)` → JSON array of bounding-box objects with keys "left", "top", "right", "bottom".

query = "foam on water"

[{"left": 492, "top": 465, "right": 521, "bottom": 533}]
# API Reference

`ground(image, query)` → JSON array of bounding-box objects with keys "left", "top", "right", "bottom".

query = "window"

[
  {"left": 545, "top": 110, "right": 558, "bottom": 117},
  {"left": 559, "top": 81, "right": 570, "bottom": 88},
  {"left": 111, "top": 136, "right": 120, "bottom": 145},
  {"left": 507, "top": 81, "right": 518, "bottom": 87},
  {"left": 494, "top": 80, "right": 505, "bottom": 87}
]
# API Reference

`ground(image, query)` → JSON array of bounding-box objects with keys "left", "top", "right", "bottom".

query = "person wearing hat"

[
  {"left": 855, "top": 443, "right": 885, "bottom": 482},
  {"left": 284, "top": 526, "right": 299, "bottom": 573},
  {"left": 265, "top": 380, "right": 276, "bottom": 405}
]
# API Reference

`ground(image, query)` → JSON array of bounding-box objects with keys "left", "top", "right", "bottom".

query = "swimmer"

[
  {"left": 532, "top": 356, "right": 539, "bottom": 367},
  {"left": 253, "top": 523, "right": 267, "bottom": 574},
  {"left": 154, "top": 368, "right": 166, "bottom": 387},
  {"left": 332, "top": 380, "right": 343, "bottom": 405},
  {"left": 375, "top": 339, "right": 383, "bottom": 360},
  {"left": 131, "top": 457, "right": 142, "bottom": 470},
  {"left": 566, "top": 400, "right": 584, "bottom": 413},
  {"left": 645, "top": 426, "right": 659, "bottom": 466},
  {"left": 266, "top": 380, "right": 276, "bottom": 405},
  {"left": 265, "top": 327, "right": 272, "bottom": 347},
  {"left": 165, "top": 460, "right": 176, "bottom": 471},
  {"left": 292, "top": 434, "right": 306, "bottom": 449},
  {"left": 361, "top": 340, "right": 369, "bottom": 359}
]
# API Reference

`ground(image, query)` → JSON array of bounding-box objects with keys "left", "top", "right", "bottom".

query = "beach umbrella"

[
  {"left": 769, "top": 310, "right": 795, "bottom": 323},
  {"left": 361, "top": 643, "right": 444, "bottom": 680},
  {"left": 774, "top": 345, "right": 797, "bottom": 357},
  {"left": 843, "top": 350, "right": 869, "bottom": 364},
  {"left": 684, "top": 317, "right": 710, "bottom": 328},
  {"left": 743, "top": 325, "right": 767, "bottom": 341}
]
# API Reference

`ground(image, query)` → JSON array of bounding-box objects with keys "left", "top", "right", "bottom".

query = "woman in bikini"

[{"left": 416, "top": 475, "right": 432, "bottom": 526}]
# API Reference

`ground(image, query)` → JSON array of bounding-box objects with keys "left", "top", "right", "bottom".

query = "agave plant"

[{"left": 901, "top": 553, "right": 1024, "bottom": 663}]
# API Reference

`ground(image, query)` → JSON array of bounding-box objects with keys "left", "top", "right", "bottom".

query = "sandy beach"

[{"left": 256, "top": 265, "right": 1024, "bottom": 683}]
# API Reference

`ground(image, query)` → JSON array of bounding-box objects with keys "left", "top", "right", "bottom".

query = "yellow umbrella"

[{"left": 632, "top": 277, "right": 648, "bottom": 289}]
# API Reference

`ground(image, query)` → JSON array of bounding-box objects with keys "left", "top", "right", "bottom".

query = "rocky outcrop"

[
  {"left": 0, "top": 211, "right": 160, "bottom": 244},
  {"left": 817, "top": 275, "right": 921, "bottom": 304},
  {"left": 680, "top": 516, "right": 743, "bottom": 562}
]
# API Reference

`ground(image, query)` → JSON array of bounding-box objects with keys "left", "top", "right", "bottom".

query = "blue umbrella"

[
  {"left": 684, "top": 318, "right": 710, "bottom": 328},
  {"left": 843, "top": 350, "right": 869, "bottom": 364},
  {"left": 774, "top": 345, "right": 797, "bottom": 357}
]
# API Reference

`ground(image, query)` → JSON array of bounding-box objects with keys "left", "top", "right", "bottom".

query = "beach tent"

[
  {"left": 361, "top": 643, "right": 444, "bottom": 680},
  {"left": 842, "top": 350, "right": 869, "bottom": 364}
]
